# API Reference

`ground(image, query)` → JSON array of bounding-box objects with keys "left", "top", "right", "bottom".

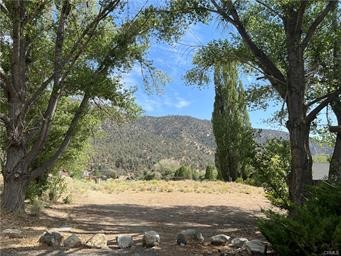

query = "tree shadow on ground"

[{"left": 2, "top": 204, "right": 264, "bottom": 256}]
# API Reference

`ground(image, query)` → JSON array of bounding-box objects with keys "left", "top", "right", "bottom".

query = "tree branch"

[
  {"left": 30, "top": 94, "right": 90, "bottom": 180},
  {"left": 301, "top": 0, "right": 337, "bottom": 50},
  {"left": 21, "top": 75, "right": 54, "bottom": 116},
  {"left": 22, "top": 0, "right": 50, "bottom": 25},
  {"left": 0, "top": 2, "right": 9, "bottom": 17},
  {"left": 329, "top": 126, "right": 341, "bottom": 133},
  {"left": 210, "top": 0, "right": 287, "bottom": 98},
  {"left": 296, "top": 0, "right": 308, "bottom": 33},
  {"left": 307, "top": 88, "right": 341, "bottom": 108},
  {"left": 307, "top": 90, "right": 341, "bottom": 124},
  {"left": 255, "top": 0, "right": 284, "bottom": 20},
  {"left": 23, "top": 0, "right": 70, "bottom": 165}
]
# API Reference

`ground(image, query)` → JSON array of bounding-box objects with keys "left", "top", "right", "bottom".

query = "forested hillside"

[{"left": 90, "top": 116, "right": 331, "bottom": 175}]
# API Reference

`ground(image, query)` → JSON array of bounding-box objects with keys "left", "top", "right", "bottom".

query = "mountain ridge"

[{"left": 91, "top": 115, "right": 331, "bottom": 175}]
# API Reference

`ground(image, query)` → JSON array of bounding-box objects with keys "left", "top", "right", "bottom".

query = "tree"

[
  {"left": 325, "top": 10, "right": 340, "bottom": 184},
  {"left": 164, "top": 0, "right": 339, "bottom": 204},
  {"left": 212, "top": 62, "right": 253, "bottom": 181},
  {"left": 305, "top": 7, "right": 341, "bottom": 183},
  {"left": 0, "top": 0, "right": 163, "bottom": 212},
  {"left": 25, "top": 97, "right": 101, "bottom": 199}
]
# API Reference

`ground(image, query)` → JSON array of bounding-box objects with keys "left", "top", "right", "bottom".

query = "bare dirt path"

[{"left": 1, "top": 182, "right": 270, "bottom": 256}]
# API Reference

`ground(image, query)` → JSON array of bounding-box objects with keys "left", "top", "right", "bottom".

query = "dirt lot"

[{"left": 0, "top": 180, "right": 270, "bottom": 256}]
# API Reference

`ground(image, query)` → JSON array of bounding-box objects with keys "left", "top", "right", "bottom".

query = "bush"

[
  {"left": 204, "top": 165, "right": 217, "bottom": 180},
  {"left": 252, "top": 139, "right": 291, "bottom": 209},
  {"left": 192, "top": 170, "right": 202, "bottom": 181},
  {"left": 174, "top": 166, "right": 192, "bottom": 180},
  {"left": 26, "top": 180, "right": 48, "bottom": 201},
  {"left": 142, "top": 170, "right": 162, "bottom": 180},
  {"left": 160, "top": 168, "right": 175, "bottom": 180},
  {"left": 30, "top": 197, "right": 44, "bottom": 216},
  {"left": 47, "top": 175, "right": 67, "bottom": 202},
  {"left": 63, "top": 195, "right": 72, "bottom": 204},
  {"left": 258, "top": 183, "right": 341, "bottom": 256}
]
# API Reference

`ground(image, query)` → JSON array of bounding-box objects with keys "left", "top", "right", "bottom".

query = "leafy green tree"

[
  {"left": 253, "top": 139, "right": 291, "bottom": 209},
  {"left": 212, "top": 62, "right": 254, "bottom": 181},
  {"left": 26, "top": 97, "right": 101, "bottom": 199},
  {"left": 174, "top": 165, "right": 192, "bottom": 180},
  {"left": 204, "top": 165, "right": 217, "bottom": 180},
  {"left": 0, "top": 0, "right": 165, "bottom": 212},
  {"left": 162, "top": 0, "right": 338, "bottom": 204},
  {"left": 308, "top": 8, "right": 341, "bottom": 183}
]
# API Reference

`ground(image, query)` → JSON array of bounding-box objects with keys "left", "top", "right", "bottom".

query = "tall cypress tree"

[{"left": 212, "top": 63, "right": 254, "bottom": 181}]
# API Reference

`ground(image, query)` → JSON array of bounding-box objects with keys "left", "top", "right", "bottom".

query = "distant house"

[{"left": 312, "top": 163, "right": 329, "bottom": 180}]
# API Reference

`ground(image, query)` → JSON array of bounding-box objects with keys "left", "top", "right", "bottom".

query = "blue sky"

[{"left": 123, "top": 21, "right": 283, "bottom": 130}]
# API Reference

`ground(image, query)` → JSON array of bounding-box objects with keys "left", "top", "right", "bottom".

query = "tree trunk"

[
  {"left": 285, "top": 17, "right": 313, "bottom": 205},
  {"left": 328, "top": 9, "right": 341, "bottom": 184},
  {"left": 1, "top": 142, "right": 29, "bottom": 212},
  {"left": 1, "top": 175, "right": 29, "bottom": 213},
  {"left": 329, "top": 103, "right": 341, "bottom": 183}
]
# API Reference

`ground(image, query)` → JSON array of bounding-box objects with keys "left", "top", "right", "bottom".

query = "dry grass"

[
  {"left": 0, "top": 177, "right": 269, "bottom": 256},
  {"left": 67, "top": 178, "right": 262, "bottom": 196}
]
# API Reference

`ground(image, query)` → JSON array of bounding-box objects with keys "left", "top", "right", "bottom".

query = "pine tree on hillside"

[{"left": 212, "top": 63, "right": 254, "bottom": 181}]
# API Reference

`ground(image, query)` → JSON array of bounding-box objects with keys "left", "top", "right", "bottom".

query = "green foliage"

[
  {"left": 212, "top": 62, "right": 255, "bottom": 181},
  {"left": 252, "top": 139, "right": 291, "bottom": 209},
  {"left": 47, "top": 175, "right": 68, "bottom": 203},
  {"left": 142, "top": 170, "right": 161, "bottom": 181},
  {"left": 1, "top": 0, "right": 169, "bottom": 212},
  {"left": 30, "top": 197, "right": 44, "bottom": 217},
  {"left": 174, "top": 166, "right": 193, "bottom": 180},
  {"left": 26, "top": 181, "right": 49, "bottom": 202},
  {"left": 63, "top": 195, "right": 72, "bottom": 204},
  {"left": 26, "top": 97, "right": 100, "bottom": 200},
  {"left": 313, "top": 154, "right": 330, "bottom": 163},
  {"left": 191, "top": 170, "right": 202, "bottom": 181},
  {"left": 258, "top": 183, "right": 341, "bottom": 256},
  {"left": 204, "top": 165, "right": 217, "bottom": 180}
]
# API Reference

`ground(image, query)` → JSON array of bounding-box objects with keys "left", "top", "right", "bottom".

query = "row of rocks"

[
  {"left": 3, "top": 228, "right": 269, "bottom": 255},
  {"left": 38, "top": 230, "right": 160, "bottom": 249},
  {"left": 176, "top": 229, "right": 268, "bottom": 255}
]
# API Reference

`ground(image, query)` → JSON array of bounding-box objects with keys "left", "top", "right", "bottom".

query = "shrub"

[
  {"left": 142, "top": 170, "right": 154, "bottom": 180},
  {"left": 63, "top": 195, "right": 72, "bottom": 204},
  {"left": 192, "top": 170, "right": 201, "bottom": 181},
  {"left": 174, "top": 166, "right": 192, "bottom": 180},
  {"left": 142, "top": 170, "right": 162, "bottom": 180},
  {"left": 160, "top": 168, "right": 175, "bottom": 180},
  {"left": 258, "top": 183, "right": 341, "bottom": 256},
  {"left": 26, "top": 180, "right": 48, "bottom": 201},
  {"left": 30, "top": 197, "right": 44, "bottom": 216},
  {"left": 252, "top": 139, "right": 291, "bottom": 209},
  {"left": 204, "top": 165, "right": 217, "bottom": 180},
  {"left": 47, "top": 175, "right": 67, "bottom": 202}
]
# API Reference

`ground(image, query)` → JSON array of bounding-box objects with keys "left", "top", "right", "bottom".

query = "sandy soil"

[{"left": 0, "top": 182, "right": 270, "bottom": 256}]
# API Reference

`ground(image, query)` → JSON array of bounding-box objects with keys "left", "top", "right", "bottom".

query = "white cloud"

[
  {"left": 137, "top": 94, "right": 191, "bottom": 113},
  {"left": 138, "top": 98, "right": 161, "bottom": 112},
  {"left": 175, "top": 97, "right": 190, "bottom": 109}
]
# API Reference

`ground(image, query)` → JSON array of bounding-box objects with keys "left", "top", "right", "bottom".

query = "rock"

[
  {"left": 231, "top": 237, "right": 248, "bottom": 248},
  {"left": 39, "top": 231, "right": 63, "bottom": 247},
  {"left": 143, "top": 231, "right": 160, "bottom": 248},
  {"left": 63, "top": 234, "right": 82, "bottom": 248},
  {"left": 210, "top": 234, "right": 230, "bottom": 246},
  {"left": 2, "top": 229, "right": 23, "bottom": 239},
  {"left": 85, "top": 234, "right": 108, "bottom": 249},
  {"left": 245, "top": 240, "right": 266, "bottom": 255},
  {"left": 116, "top": 235, "right": 133, "bottom": 249},
  {"left": 176, "top": 229, "right": 204, "bottom": 246}
]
